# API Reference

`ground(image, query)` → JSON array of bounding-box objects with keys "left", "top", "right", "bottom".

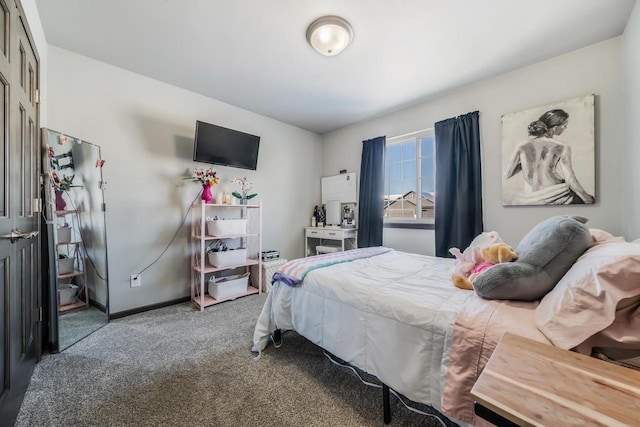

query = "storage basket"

[
  {"left": 57, "top": 227, "right": 72, "bottom": 244},
  {"left": 58, "top": 257, "right": 75, "bottom": 275},
  {"left": 58, "top": 284, "right": 78, "bottom": 306},
  {"left": 208, "top": 273, "right": 248, "bottom": 300},
  {"left": 207, "top": 219, "right": 247, "bottom": 236},
  {"left": 250, "top": 258, "right": 288, "bottom": 293},
  {"left": 207, "top": 248, "right": 247, "bottom": 267}
]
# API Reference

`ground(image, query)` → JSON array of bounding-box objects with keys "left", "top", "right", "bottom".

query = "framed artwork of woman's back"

[{"left": 501, "top": 95, "right": 595, "bottom": 206}]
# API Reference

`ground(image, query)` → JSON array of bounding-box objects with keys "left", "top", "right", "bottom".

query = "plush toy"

[
  {"left": 449, "top": 231, "right": 503, "bottom": 278},
  {"left": 452, "top": 243, "right": 518, "bottom": 290}
]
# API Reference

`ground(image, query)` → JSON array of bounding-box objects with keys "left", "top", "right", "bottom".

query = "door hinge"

[
  {"left": 35, "top": 89, "right": 40, "bottom": 104},
  {"left": 101, "top": 203, "right": 106, "bottom": 212},
  {"left": 33, "top": 198, "right": 40, "bottom": 213},
  {"left": 38, "top": 307, "right": 43, "bottom": 322}
]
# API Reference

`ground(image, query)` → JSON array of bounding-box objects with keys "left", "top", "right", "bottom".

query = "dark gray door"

[{"left": 0, "top": 0, "right": 41, "bottom": 424}]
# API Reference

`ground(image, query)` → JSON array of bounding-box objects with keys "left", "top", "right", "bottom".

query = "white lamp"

[{"left": 306, "top": 16, "right": 353, "bottom": 57}]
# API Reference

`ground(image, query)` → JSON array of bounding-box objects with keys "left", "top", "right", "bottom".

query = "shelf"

[
  {"left": 191, "top": 233, "right": 260, "bottom": 240},
  {"left": 57, "top": 241, "right": 82, "bottom": 246},
  {"left": 197, "top": 203, "right": 261, "bottom": 208},
  {"left": 193, "top": 258, "right": 260, "bottom": 273},
  {"left": 59, "top": 299, "right": 89, "bottom": 313},
  {"left": 55, "top": 209, "right": 77, "bottom": 215},
  {"left": 192, "top": 286, "right": 259, "bottom": 309},
  {"left": 57, "top": 270, "right": 84, "bottom": 279},
  {"left": 191, "top": 201, "right": 262, "bottom": 311},
  {"left": 53, "top": 208, "right": 90, "bottom": 314}
]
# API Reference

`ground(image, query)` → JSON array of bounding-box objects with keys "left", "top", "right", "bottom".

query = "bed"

[{"left": 252, "top": 217, "right": 640, "bottom": 426}]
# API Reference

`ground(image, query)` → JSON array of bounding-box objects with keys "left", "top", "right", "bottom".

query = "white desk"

[{"left": 304, "top": 226, "right": 357, "bottom": 256}]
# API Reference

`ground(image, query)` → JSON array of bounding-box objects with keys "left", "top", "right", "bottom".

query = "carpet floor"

[
  {"left": 58, "top": 305, "right": 108, "bottom": 351},
  {"left": 16, "top": 294, "right": 457, "bottom": 426}
]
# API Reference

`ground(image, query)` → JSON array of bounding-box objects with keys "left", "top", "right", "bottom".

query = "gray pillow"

[{"left": 473, "top": 215, "right": 591, "bottom": 301}]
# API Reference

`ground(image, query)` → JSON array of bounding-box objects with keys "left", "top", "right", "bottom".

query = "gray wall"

[
  {"left": 46, "top": 47, "right": 323, "bottom": 314},
  {"left": 622, "top": 1, "right": 640, "bottom": 239},
  {"left": 41, "top": 9, "right": 640, "bottom": 313},
  {"left": 323, "top": 38, "right": 625, "bottom": 252}
]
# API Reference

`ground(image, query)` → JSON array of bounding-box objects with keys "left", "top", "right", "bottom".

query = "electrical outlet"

[{"left": 130, "top": 274, "right": 141, "bottom": 288}]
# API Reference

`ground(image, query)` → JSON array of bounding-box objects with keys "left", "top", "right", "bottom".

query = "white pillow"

[{"left": 535, "top": 241, "right": 640, "bottom": 350}]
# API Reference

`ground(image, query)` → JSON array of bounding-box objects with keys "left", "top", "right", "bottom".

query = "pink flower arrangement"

[
  {"left": 51, "top": 171, "right": 75, "bottom": 191},
  {"left": 190, "top": 168, "right": 220, "bottom": 186}
]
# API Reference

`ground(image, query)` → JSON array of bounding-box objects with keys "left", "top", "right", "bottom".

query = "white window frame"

[{"left": 384, "top": 128, "right": 435, "bottom": 225}]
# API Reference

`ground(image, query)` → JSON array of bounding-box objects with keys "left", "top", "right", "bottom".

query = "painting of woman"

[{"left": 501, "top": 96, "right": 595, "bottom": 205}]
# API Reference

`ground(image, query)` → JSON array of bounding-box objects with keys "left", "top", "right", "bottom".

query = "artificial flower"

[
  {"left": 51, "top": 171, "right": 75, "bottom": 191},
  {"left": 189, "top": 168, "right": 220, "bottom": 186},
  {"left": 231, "top": 176, "right": 257, "bottom": 200}
]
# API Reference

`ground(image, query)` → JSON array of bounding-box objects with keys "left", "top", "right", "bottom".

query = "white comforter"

[{"left": 253, "top": 250, "right": 472, "bottom": 410}]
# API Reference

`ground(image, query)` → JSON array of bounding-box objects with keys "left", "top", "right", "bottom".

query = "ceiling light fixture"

[{"left": 306, "top": 15, "right": 353, "bottom": 57}]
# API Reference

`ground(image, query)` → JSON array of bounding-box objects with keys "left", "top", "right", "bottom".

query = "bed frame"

[{"left": 273, "top": 328, "right": 395, "bottom": 425}]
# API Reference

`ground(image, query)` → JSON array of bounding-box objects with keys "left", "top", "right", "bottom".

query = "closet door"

[{"left": 0, "top": 0, "right": 41, "bottom": 424}]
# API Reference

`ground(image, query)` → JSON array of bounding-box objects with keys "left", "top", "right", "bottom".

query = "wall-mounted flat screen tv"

[{"left": 193, "top": 120, "right": 260, "bottom": 170}]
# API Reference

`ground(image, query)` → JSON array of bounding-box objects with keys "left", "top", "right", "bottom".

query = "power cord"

[
  {"left": 59, "top": 185, "right": 201, "bottom": 280},
  {"left": 323, "top": 351, "right": 382, "bottom": 388},
  {"left": 43, "top": 173, "right": 107, "bottom": 280},
  {"left": 136, "top": 192, "right": 200, "bottom": 278},
  {"left": 65, "top": 194, "right": 107, "bottom": 281},
  {"left": 45, "top": 173, "right": 202, "bottom": 280},
  {"left": 323, "top": 351, "right": 448, "bottom": 427},
  {"left": 43, "top": 187, "right": 108, "bottom": 283},
  {"left": 134, "top": 190, "right": 201, "bottom": 277}
]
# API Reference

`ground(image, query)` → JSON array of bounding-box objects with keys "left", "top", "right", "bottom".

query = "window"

[{"left": 384, "top": 129, "right": 435, "bottom": 223}]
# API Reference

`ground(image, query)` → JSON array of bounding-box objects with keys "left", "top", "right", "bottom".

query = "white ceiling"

[{"left": 35, "top": 0, "right": 636, "bottom": 134}]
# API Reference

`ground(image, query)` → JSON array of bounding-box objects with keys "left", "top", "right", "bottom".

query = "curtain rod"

[{"left": 387, "top": 126, "right": 434, "bottom": 141}]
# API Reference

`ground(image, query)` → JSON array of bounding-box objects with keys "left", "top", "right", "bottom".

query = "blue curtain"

[
  {"left": 434, "top": 111, "right": 483, "bottom": 257},
  {"left": 358, "top": 136, "right": 386, "bottom": 248}
]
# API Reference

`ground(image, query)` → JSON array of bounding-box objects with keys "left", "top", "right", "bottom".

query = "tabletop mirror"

[{"left": 42, "top": 128, "right": 109, "bottom": 352}]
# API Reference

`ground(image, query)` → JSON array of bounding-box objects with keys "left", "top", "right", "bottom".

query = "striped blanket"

[{"left": 272, "top": 246, "right": 392, "bottom": 287}]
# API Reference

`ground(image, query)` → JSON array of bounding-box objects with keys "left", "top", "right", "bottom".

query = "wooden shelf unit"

[
  {"left": 190, "top": 202, "right": 262, "bottom": 311},
  {"left": 54, "top": 209, "right": 89, "bottom": 313},
  {"left": 191, "top": 286, "right": 260, "bottom": 310}
]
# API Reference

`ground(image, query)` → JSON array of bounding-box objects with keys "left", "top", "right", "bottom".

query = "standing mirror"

[{"left": 42, "top": 128, "right": 109, "bottom": 352}]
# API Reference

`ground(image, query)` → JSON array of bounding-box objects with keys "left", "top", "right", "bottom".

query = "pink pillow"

[
  {"left": 588, "top": 228, "right": 623, "bottom": 244},
  {"left": 535, "top": 241, "right": 640, "bottom": 350}
]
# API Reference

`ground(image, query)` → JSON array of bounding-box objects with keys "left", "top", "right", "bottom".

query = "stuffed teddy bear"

[
  {"left": 452, "top": 243, "right": 518, "bottom": 290},
  {"left": 449, "top": 231, "right": 503, "bottom": 278}
]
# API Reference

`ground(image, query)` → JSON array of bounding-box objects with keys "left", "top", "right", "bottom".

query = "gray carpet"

[
  {"left": 58, "top": 305, "right": 108, "bottom": 351},
  {"left": 16, "top": 295, "right": 457, "bottom": 426}
]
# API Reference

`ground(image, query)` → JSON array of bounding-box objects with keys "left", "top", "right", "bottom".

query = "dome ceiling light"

[{"left": 306, "top": 15, "right": 353, "bottom": 57}]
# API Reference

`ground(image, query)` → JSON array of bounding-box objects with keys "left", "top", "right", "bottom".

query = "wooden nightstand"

[{"left": 471, "top": 333, "right": 640, "bottom": 426}]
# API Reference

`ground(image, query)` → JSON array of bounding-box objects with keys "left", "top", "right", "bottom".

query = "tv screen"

[{"left": 193, "top": 120, "right": 260, "bottom": 170}]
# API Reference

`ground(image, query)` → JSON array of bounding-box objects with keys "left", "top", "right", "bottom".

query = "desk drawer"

[{"left": 306, "top": 228, "right": 343, "bottom": 239}]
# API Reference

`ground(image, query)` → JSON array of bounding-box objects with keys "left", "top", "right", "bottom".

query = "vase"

[
  {"left": 239, "top": 198, "right": 248, "bottom": 205},
  {"left": 55, "top": 190, "right": 66, "bottom": 211},
  {"left": 201, "top": 184, "right": 213, "bottom": 204}
]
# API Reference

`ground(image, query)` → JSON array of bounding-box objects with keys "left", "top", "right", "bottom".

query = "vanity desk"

[{"left": 304, "top": 226, "right": 357, "bottom": 256}]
